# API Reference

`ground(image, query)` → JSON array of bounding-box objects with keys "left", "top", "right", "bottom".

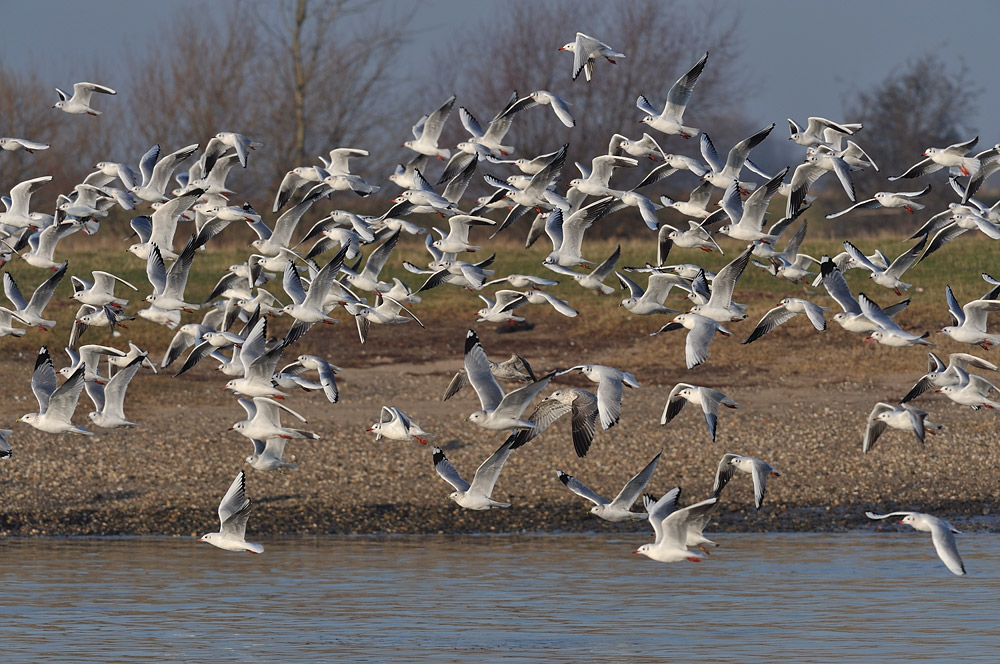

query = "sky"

[{"left": 2, "top": 0, "right": 999, "bottom": 148}]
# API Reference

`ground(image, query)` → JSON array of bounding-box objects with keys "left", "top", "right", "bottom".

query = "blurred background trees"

[{"left": 0, "top": 0, "right": 988, "bottom": 238}]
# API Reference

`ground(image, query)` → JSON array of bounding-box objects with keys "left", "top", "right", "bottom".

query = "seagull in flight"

[
  {"left": 52, "top": 81, "right": 116, "bottom": 115},
  {"left": 560, "top": 32, "right": 625, "bottom": 82}
]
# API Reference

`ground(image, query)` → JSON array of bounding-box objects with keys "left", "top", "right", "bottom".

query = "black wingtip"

[
  {"left": 464, "top": 329, "right": 480, "bottom": 354},
  {"left": 34, "top": 346, "right": 51, "bottom": 370},
  {"left": 432, "top": 447, "right": 445, "bottom": 465},
  {"left": 557, "top": 470, "right": 572, "bottom": 485}
]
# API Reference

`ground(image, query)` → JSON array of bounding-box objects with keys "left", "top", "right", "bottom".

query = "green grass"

[{"left": 1, "top": 218, "right": 997, "bottom": 367}]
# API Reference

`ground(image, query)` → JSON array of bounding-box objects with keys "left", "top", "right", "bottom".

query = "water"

[{"left": 1, "top": 533, "right": 997, "bottom": 663}]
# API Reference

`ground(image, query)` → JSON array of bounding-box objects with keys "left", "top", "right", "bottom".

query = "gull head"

[
  {"left": 197, "top": 532, "right": 217, "bottom": 545},
  {"left": 558, "top": 42, "right": 575, "bottom": 52},
  {"left": 17, "top": 413, "right": 37, "bottom": 426},
  {"left": 467, "top": 411, "right": 488, "bottom": 424},
  {"left": 633, "top": 543, "right": 652, "bottom": 557}
]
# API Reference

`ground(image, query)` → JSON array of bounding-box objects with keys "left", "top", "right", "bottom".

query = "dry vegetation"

[{"left": 0, "top": 228, "right": 997, "bottom": 538}]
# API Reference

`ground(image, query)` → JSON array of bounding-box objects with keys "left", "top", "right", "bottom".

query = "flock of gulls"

[{"left": 2, "top": 31, "right": 996, "bottom": 576}]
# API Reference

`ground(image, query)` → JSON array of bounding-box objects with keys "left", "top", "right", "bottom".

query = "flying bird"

[{"left": 198, "top": 471, "right": 263, "bottom": 553}]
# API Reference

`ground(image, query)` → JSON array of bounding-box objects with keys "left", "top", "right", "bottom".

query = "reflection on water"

[{"left": 1, "top": 533, "right": 997, "bottom": 663}]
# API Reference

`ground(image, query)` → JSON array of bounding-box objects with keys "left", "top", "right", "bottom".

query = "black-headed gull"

[
  {"left": 0, "top": 137, "right": 50, "bottom": 153},
  {"left": 651, "top": 312, "right": 731, "bottom": 370},
  {"left": 634, "top": 489, "right": 719, "bottom": 562},
  {"left": 786, "top": 116, "right": 856, "bottom": 147},
  {"left": 544, "top": 244, "right": 621, "bottom": 295},
  {"left": 403, "top": 94, "right": 455, "bottom": 160},
  {"left": 347, "top": 293, "right": 424, "bottom": 345},
  {"left": 71, "top": 270, "right": 138, "bottom": 309},
  {"left": 741, "top": 297, "right": 828, "bottom": 345},
  {"left": 130, "top": 143, "right": 200, "bottom": 203},
  {"left": 443, "top": 352, "right": 535, "bottom": 402},
  {"left": 432, "top": 435, "right": 516, "bottom": 510},
  {"left": 865, "top": 511, "right": 965, "bottom": 576},
  {"left": 616, "top": 271, "right": 684, "bottom": 316},
  {"left": 245, "top": 437, "right": 298, "bottom": 472},
  {"left": 608, "top": 133, "right": 665, "bottom": 162},
  {"left": 340, "top": 229, "right": 399, "bottom": 293},
  {"left": 86, "top": 355, "right": 146, "bottom": 429},
  {"left": 661, "top": 180, "right": 715, "bottom": 219},
  {"left": 232, "top": 397, "right": 319, "bottom": 442},
  {"left": 660, "top": 383, "right": 739, "bottom": 443},
  {"left": 464, "top": 330, "right": 553, "bottom": 430},
  {"left": 279, "top": 354, "right": 341, "bottom": 403},
  {"left": 202, "top": 131, "right": 259, "bottom": 171},
  {"left": 711, "top": 453, "right": 780, "bottom": 510},
  {"left": 890, "top": 136, "right": 980, "bottom": 180},
  {"left": 843, "top": 236, "right": 927, "bottom": 296},
  {"left": 560, "top": 32, "right": 625, "bottom": 82},
  {"left": 902, "top": 352, "right": 997, "bottom": 403},
  {"left": 143, "top": 238, "right": 201, "bottom": 314},
  {"left": 18, "top": 347, "right": 92, "bottom": 436},
  {"left": 556, "top": 451, "right": 661, "bottom": 522},
  {"left": 223, "top": 318, "right": 290, "bottom": 399},
  {"left": 717, "top": 168, "right": 790, "bottom": 244},
  {"left": 3, "top": 263, "right": 66, "bottom": 330},
  {"left": 936, "top": 371, "right": 1000, "bottom": 410},
  {"left": 431, "top": 214, "right": 496, "bottom": 254},
  {"left": 939, "top": 285, "right": 1000, "bottom": 349},
  {"left": 863, "top": 401, "right": 942, "bottom": 454},
  {"left": 52, "top": 81, "right": 116, "bottom": 115},
  {"left": 819, "top": 258, "right": 911, "bottom": 334},
  {"left": 786, "top": 150, "right": 855, "bottom": 217},
  {"left": 509, "top": 387, "right": 599, "bottom": 458},
  {"left": 859, "top": 293, "right": 934, "bottom": 348},
  {"left": 198, "top": 471, "right": 263, "bottom": 553},
  {"left": 636, "top": 51, "right": 708, "bottom": 138},
  {"left": 556, "top": 364, "right": 638, "bottom": 431},
  {"left": 825, "top": 185, "right": 932, "bottom": 219},
  {"left": 500, "top": 90, "right": 575, "bottom": 128},
  {"left": 917, "top": 209, "right": 1000, "bottom": 263},
  {"left": 538, "top": 196, "right": 614, "bottom": 268},
  {"left": 700, "top": 123, "right": 775, "bottom": 193},
  {"left": 368, "top": 406, "right": 432, "bottom": 445},
  {"left": 0, "top": 175, "right": 52, "bottom": 230},
  {"left": 0, "top": 307, "right": 27, "bottom": 338},
  {"left": 687, "top": 247, "right": 752, "bottom": 323},
  {"left": 127, "top": 188, "right": 205, "bottom": 260},
  {"left": 280, "top": 246, "right": 350, "bottom": 339}
]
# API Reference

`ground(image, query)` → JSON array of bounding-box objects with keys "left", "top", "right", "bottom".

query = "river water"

[{"left": 1, "top": 532, "right": 996, "bottom": 663}]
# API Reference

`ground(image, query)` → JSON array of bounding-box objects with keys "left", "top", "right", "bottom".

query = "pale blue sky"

[{"left": 3, "top": 0, "right": 998, "bottom": 146}]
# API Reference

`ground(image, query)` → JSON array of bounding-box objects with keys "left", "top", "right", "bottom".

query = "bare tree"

[
  {"left": 252, "top": 0, "right": 418, "bottom": 188},
  {"left": 417, "top": 0, "right": 753, "bottom": 204},
  {"left": 0, "top": 62, "right": 124, "bottom": 216},
  {"left": 841, "top": 53, "right": 983, "bottom": 225}
]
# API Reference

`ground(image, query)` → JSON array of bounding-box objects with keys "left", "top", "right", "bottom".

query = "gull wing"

[
  {"left": 432, "top": 447, "right": 471, "bottom": 493},
  {"left": 31, "top": 347, "right": 58, "bottom": 412},
  {"left": 608, "top": 451, "right": 661, "bottom": 511},
  {"left": 557, "top": 470, "right": 609, "bottom": 506},
  {"left": 468, "top": 435, "right": 517, "bottom": 498},
  {"left": 218, "top": 471, "right": 252, "bottom": 540},
  {"left": 463, "top": 329, "right": 503, "bottom": 411},
  {"left": 863, "top": 402, "right": 894, "bottom": 453},
  {"left": 710, "top": 453, "right": 741, "bottom": 498}
]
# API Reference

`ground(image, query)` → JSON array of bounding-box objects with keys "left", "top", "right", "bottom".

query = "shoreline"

[{"left": 2, "top": 319, "right": 998, "bottom": 540}]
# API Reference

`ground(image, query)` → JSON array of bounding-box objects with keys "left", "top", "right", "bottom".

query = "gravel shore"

[{"left": 1, "top": 315, "right": 996, "bottom": 538}]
